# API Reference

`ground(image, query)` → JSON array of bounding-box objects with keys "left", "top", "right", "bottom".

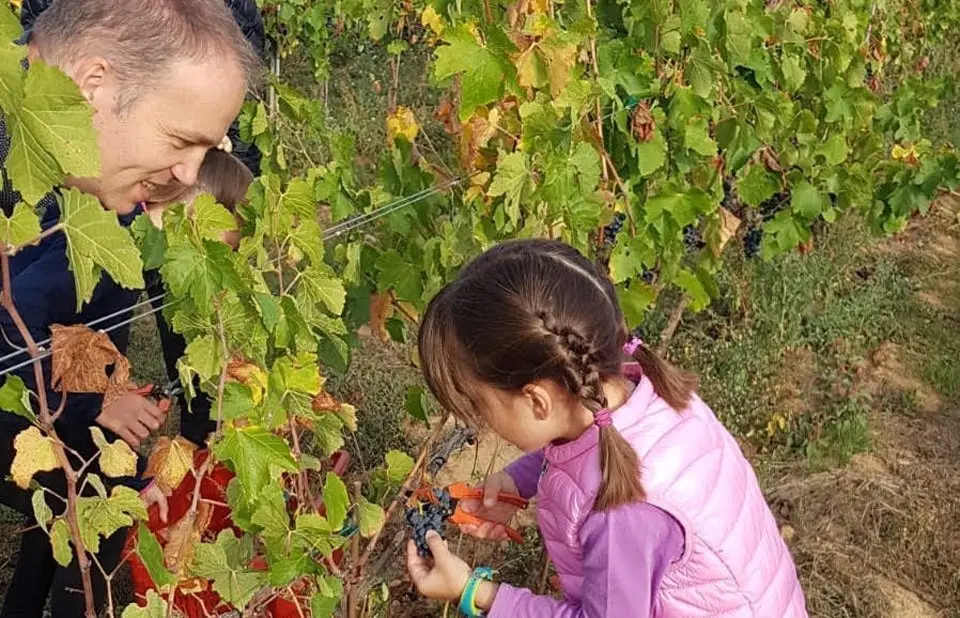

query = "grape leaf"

[
  {"left": 385, "top": 450, "right": 414, "bottom": 484},
  {"left": 790, "top": 182, "right": 825, "bottom": 219},
  {"left": 434, "top": 25, "right": 509, "bottom": 120},
  {"left": 213, "top": 425, "right": 297, "bottom": 497},
  {"left": 50, "top": 518, "right": 72, "bottom": 567},
  {"left": 421, "top": 5, "right": 445, "bottom": 35},
  {"left": 50, "top": 324, "right": 130, "bottom": 412},
  {"left": 75, "top": 486, "right": 147, "bottom": 554},
  {"left": 616, "top": 282, "right": 657, "bottom": 327},
  {"left": 405, "top": 386, "right": 430, "bottom": 426},
  {"left": 130, "top": 213, "right": 167, "bottom": 271},
  {"left": 251, "top": 483, "right": 289, "bottom": 540},
  {"left": 356, "top": 496, "right": 385, "bottom": 537},
  {"left": 312, "top": 413, "right": 346, "bottom": 456},
  {"left": 0, "top": 203, "right": 40, "bottom": 250},
  {"left": 298, "top": 265, "right": 347, "bottom": 316},
  {"left": 164, "top": 502, "right": 213, "bottom": 579},
  {"left": 121, "top": 590, "right": 168, "bottom": 618},
  {"left": 675, "top": 269, "right": 711, "bottom": 311},
  {"left": 11, "top": 426, "right": 58, "bottom": 489},
  {"left": 679, "top": 0, "right": 710, "bottom": 33},
  {"left": 279, "top": 177, "right": 316, "bottom": 219},
  {"left": 781, "top": 54, "right": 807, "bottom": 93},
  {"left": 60, "top": 189, "right": 145, "bottom": 309},
  {"left": 183, "top": 334, "right": 222, "bottom": 381},
  {"left": 192, "top": 193, "right": 237, "bottom": 242},
  {"left": 336, "top": 402, "right": 358, "bottom": 432},
  {"left": 6, "top": 60, "right": 100, "bottom": 204},
  {"left": 0, "top": 375, "right": 34, "bottom": 421},
  {"left": 488, "top": 152, "right": 532, "bottom": 225},
  {"left": 816, "top": 134, "right": 850, "bottom": 165},
  {"left": 137, "top": 525, "right": 176, "bottom": 589},
  {"left": 145, "top": 436, "right": 197, "bottom": 495},
  {"left": 376, "top": 250, "right": 423, "bottom": 305},
  {"left": 311, "top": 577, "right": 344, "bottom": 618},
  {"left": 636, "top": 131, "right": 667, "bottom": 176},
  {"left": 0, "top": 8, "right": 25, "bottom": 112},
  {"left": 737, "top": 164, "right": 780, "bottom": 208},
  {"left": 32, "top": 489, "right": 52, "bottom": 532},
  {"left": 192, "top": 530, "right": 265, "bottom": 608},
  {"left": 322, "top": 472, "right": 349, "bottom": 531},
  {"left": 90, "top": 427, "right": 137, "bottom": 478},
  {"left": 684, "top": 118, "right": 717, "bottom": 157}
]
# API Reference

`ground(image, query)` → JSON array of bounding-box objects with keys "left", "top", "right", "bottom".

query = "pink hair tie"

[
  {"left": 623, "top": 337, "right": 643, "bottom": 356},
  {"left": 594, "top": 409, "right": 613, "bottom": 428}
]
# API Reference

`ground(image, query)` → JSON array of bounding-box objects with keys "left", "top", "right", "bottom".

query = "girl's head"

[
  {"left": 145, "top": 149, "right": 253, "bottom": 248},
  {"left": 418, "top": 238, "right": 697, "bottom": 510}
]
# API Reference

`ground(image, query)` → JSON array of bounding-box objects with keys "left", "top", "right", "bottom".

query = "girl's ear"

[{"left": 522, "top": 382, "right": 553, "bottom": 421}]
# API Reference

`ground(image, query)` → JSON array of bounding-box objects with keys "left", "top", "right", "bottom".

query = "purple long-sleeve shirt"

[{"left": 495, "top": 451, "right": 684, "bottom": 617}]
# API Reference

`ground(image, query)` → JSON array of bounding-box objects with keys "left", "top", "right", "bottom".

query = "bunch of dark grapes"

[
  {"left": 683, "top": 225, "right": 706, "bottom": 252},
  {"left": 743, "top": 227, "right": 763, "bottom": 258},
  {"left": 759, "top": 193, "right": 787, "bottom": 221},
  {"left": 405, "top": 488, "right": 456, "bottom": 558},
  {"left": 603, "top": 212, "right": 627, "bottom": 247}
]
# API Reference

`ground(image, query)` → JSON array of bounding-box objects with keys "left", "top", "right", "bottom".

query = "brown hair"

[
  {"left": 418, "top": 239, "right": 697, "bottom": 511},
  {"left": 31, "top": 0, "right": 261, "bottom": 111},
  {"left": 195, "top": 149, "right": 254, "bottom": 211}
]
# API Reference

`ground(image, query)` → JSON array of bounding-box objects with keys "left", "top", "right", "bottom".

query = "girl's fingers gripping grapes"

[{"left": 406, "top": 531, "right": 471, "bottom": 601}]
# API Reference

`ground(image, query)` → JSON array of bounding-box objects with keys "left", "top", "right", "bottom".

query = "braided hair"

[{"left": 419, "top": 239, "right": 697, "bottom": 511}]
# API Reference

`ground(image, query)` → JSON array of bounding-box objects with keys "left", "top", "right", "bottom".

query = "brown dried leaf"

[
  {"left": 759, "top": 147, "right": 782, "bottom": 173},
  {"left": 311, "top": 390, "right": 340, "bottom": 413},
  {"left": 369, "top": 293, "right": 394, "bottom": 342},
  {"left": 163, "top": 502, "right": 213, "bottom": 578},
  {"left": 709, "top": 207, "right": 742, "bottom": 257},
  {"left": 630, "top": 102, "right": 655, "bottom": 143},
  {"left": 146, "top": 437, "right": 198, "bottom": 496},
  {"left": 50, "top": 325, "right": 131, "bottom": 411}
]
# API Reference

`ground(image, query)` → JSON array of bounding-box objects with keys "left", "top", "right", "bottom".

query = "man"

[
  {"left": 16, "top": 0, "right": 267, "bottom": 176},
  {"left": 0, "top": 1, "right": 259, "bottom": 615}
]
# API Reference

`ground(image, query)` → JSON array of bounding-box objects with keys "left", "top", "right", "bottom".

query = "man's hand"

[
  {"left": 406, "top": 531, "right": 472, "bottom": 601},
  {"left": 457, "top": 470, "right": 522, "bottom": 541},
  {"left": 95, "top": 392, "right": 169, "bottom": 448}
]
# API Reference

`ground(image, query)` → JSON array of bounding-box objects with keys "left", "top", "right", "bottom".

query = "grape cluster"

[
  {"left": 405, "top": 488, "right": 456, "bottom": 558},
  {"left": 683, "top": 225, "right": 706, "bottom": 252},
  {"left": 743, "top": 227, "right": 763, "bottom": 258},
  {"left": 603, "top": 212, "right": 627, "bottom": 247}
]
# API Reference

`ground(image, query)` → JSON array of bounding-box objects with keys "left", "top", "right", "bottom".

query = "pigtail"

[
  {"left": 541, "top": 312, "right": 646, "bottom": 511},
  {"left": 629, "top": 339, "right": 698, "bottom": 412}
]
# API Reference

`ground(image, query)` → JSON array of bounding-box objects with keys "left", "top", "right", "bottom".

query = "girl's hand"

[
  {"left": 406, "top": 531, "right": 471, "bottom": 601},
  {"left": 140, "top": 481, "right": 169, "bottom": 524},
  {"left": 458, "top": 471, "right": 521, "bottom": 541}
]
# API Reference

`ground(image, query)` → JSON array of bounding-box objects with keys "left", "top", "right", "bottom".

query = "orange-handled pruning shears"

[
  {"left": 129, "top": 379, "right": 183, "bottom": 401},
  {"left": 412, "top": 481, "right": 530, "bottom": 543}
]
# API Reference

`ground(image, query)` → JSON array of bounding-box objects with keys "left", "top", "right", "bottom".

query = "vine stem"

[
  {"left": 351, "top": 412, "right": 450, "bottom": 591},
  {"left": 657, "top": 296, "right": 688, "bottom": 356},
  {"left": 7, "top": 223, "right": 63, "bottom": 255},
  {"left": 0, "top": 252, "right": 97, "bottom": 617}
]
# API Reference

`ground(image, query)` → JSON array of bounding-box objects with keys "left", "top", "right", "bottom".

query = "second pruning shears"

[
  {"left": 130, "top": 378, "right": 183, "bottom": 401},
  {"left": 411, "top": 481, "right": 530, "bottom": 543}
]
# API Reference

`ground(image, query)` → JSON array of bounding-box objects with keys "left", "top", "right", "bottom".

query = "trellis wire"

[{"left": 0, "top": 178, "right": 463, "bottom": 378}]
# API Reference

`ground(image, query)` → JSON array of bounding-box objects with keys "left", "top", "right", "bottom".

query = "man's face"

[{"left": 71, "top": 55, "right": 247, "bottom": 214}]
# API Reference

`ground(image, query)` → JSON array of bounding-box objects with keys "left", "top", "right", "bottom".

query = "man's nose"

[{"left": 170, "top": 147, "right": 208, "bottom": 188}]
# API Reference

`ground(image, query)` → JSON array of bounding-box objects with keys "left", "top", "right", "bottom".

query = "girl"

[{"left": 407, "top": 239, "right": 807, "bottom": 617}]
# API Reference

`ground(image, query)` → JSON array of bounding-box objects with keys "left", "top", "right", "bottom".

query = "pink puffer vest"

[{"left": 536, "top": 367, "right": 807, "bottom": 616}]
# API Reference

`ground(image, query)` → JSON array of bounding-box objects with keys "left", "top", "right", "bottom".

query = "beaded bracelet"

[{"left": 458, "top": 566, "right": 494, "bottom": 617}]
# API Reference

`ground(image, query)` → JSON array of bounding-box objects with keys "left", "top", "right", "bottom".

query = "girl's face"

[{"left": 472, "top": 381, "right": 594, "bottom": 453}]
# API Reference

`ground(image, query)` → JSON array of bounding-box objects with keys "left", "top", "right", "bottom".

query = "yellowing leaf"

[
  {"left": 164, "top": 501, "right": 212, "bottom": 579},
  {"left": 0, "top": 203, "right": 41, "bottom": 251},
  {"left": 386, "top": 106, "right": 420, "bottom": 144},
  {"left": 146, "top": 436, "right": 198, "bottom": 495},
  {"left": 121, "top": 589, "right": 168, "bottom": 618},
  {"left": 60, "top": 189, "right": 145, "bottom": 310},
  {"left": 356, "top": 496, "right": 385, "bottom": 537},
  {"left": 336, "top": 403, "right": 358, "bottom": 432},
  {"left": 11, "top": 426, "right": 58, "bottom": 489},
  {"left": 50, "top": 518, "right": 72, "bottom": 567},
  {"left": 421, "top": 6, "right": 445, "bottom": 36},
  {"left": 226, "top": 359, "right": 269, "bottom": 405},
  {"left": 7, "top": 60, "right": 100, "bottom": 204},
  {"left": 90, "top": 427, "right": 137, "bottom": 478}
]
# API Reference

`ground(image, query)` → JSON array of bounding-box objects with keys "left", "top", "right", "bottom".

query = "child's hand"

[
  {"left": 96, "top": 392, "right": 169, "bottom": 448},
  {"left": 140, "top": 481, "right": 168, "bottom": 524},
  {"left": 458, "top": 471, "right": 522, "bottom": 541},
  {"left": 406, "top": 531, "right": 471, "bottom": 601}
]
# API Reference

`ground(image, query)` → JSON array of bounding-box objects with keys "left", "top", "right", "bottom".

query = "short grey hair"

[{"left": 31, "top": 0, "right": 262, "bottom": 111}]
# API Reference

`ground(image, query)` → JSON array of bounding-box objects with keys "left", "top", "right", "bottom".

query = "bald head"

[{"left": 30, "top": 0, "right": 261, "bottom": 111}]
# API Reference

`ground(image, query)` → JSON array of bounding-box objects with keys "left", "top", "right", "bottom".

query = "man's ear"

[
  {"left": 522, "top": 382, "right": 553, "bottom": 421},
  {"left": 71, "top": 57, "right": 110, "bottom": 105}
]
